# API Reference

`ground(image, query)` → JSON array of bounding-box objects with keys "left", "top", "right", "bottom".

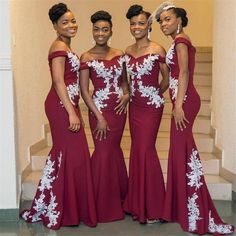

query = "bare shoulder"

[
  {"left": 80, "top": 51, "right": 92, "bottom": 63},
  {"left": 125, "top": 44, "right": 135, "bottom": 54},
  {"left": 49, "top": 40, "right": 68, "bottom": 54},
  {"left": 110, "top": 48, "right": 124, "bottom": 57},
  {"left": 176, "top": 34, "right": 192, "bottom": 43},
  {"left": 150, "top": 41, "right": 166, "bottom": 57}
]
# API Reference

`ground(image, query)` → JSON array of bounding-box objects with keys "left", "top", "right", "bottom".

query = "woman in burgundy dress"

[
  {"left": 79, "top": 11, "right": 129, "bottom": 222},
  {"left": 156, "top": 3, "right": 234, "bottom": 234},
  {"left": 20, "top": 3, "right": 97, "bottom": 229},
  {"left": 123, "top": 5, "right": 169, "bottom": 224}
]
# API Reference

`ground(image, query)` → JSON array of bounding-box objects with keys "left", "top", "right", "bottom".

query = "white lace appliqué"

[
  {"left": 87, "top": 56, "right": 124, "bottom": 112},
  {"left": 208, "top": 211, "right": 233, "bottom": 234},
  {"left": 22, "top": 153, "right": 62, "bottom": 228},
  {"left": 126, "top": 54, "right": 164, "bottom": 108},
  {"left": 68, "top": 51, "right": 80, "bottom": 78},
  {"left": 137, "top": 81, "right": 164, "bottom": 108},
  {"left": 60, "top": 52, "right": 80, "bottom": 107},
  {"left": 186, "top": 149, "right": 203, "bottom": 231},
  {"left": 186, "top": 149, "right": 203, "bottom": 190},
  {"left": 166, "top": 43, "right": 175, "bottom": 66},
  {"left": 187, "top": 193, "right": 202, "bottom": 232},
  {"left": 169, "top": 76, "right": 187, "bottom": 102}
]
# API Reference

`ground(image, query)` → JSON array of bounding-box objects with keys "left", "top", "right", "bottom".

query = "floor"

[{"left": 0, "top": 201, "right": 235, "bottom": 236}]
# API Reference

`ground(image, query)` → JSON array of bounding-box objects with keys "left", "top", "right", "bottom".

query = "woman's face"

[
  {"left": 158, "top": 9, "right": 179, "bottom": 36},
  {"left": 54, "top": 11, "right": 78, "bottom": 38},
  {"left": 129, "top": 13, "right": 150, "bottom": 40},
  {"left": 92, "top": 20, "right": 112, "bottom": 46}
]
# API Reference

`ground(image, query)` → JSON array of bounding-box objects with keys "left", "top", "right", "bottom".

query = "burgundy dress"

[
  {"left": 162, "top": 37, "right": 234, "bottom": 235},
  {"left": 80, "top": 55, "right": 128, "bottom": 222},
  {"left": 20, "top": 51, "right": 97, "bottom": 229},
  {"left": 123, "top": 54, "right": 166, "bottom": 223}
]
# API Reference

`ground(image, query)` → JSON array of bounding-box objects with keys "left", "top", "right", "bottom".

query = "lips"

[
  {"left": 133, "top": 30, "right": 141, "bottom": 34},
  {"left": 68, "top": 29, "right": 77, "bottom": 34}
]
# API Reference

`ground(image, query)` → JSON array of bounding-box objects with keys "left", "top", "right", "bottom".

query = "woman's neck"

[
  {"left": 57, "top": 35, "right": 71, "bottom": 49},
  {"left": 135, "top": 37, "right": 150, "bottom": 49},
  {"left": 93, "top": 44, "right": 110, "bottom": 53}
]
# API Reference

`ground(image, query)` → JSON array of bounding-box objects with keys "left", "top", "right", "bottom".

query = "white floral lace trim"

[
  {"left": 126, "top": 54, "right": 159, "bottom": 79},
  {"left": 67, "top": 51, "right": 80, "bottom": 79},
  {"left": 87, "top": 56, "right": 125, "bottom": 112},
  {"left": 137, "top": 81, "right": 164, "bottom": 108},
  {"left": 166, "top": 43, "right": 175, "bottom": 66},
  {"left": 208, "top": 211, "right": 233, "bottom": 234},
  {"left": 59, "top": 52, "right": 80, "bottom": 107},
  {"left": 125, "top": 54, "right": 164, "bottom": 107},
  {"left": 169, "top": 76, "right": 187, "bottom": 102},
  {"left": 22, "top": 153, "right": 62, "bottom": 227},
  {"left": 187, "top": 193, "right": 202, "bottom": 232},
  {"left": 186, "top": 149, "right": 203, "bottom": 190}
]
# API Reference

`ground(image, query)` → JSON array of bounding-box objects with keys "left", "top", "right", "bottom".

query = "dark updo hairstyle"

[
  {"left": 48, "top": 3, "right": 69, "bottom": 23},
  {"left": 90, "top": 10, "right": 113, "bottom": 28},
  {"left": 126, "top": 4, "right": 151, "bottom": 20},
  {"left": 172, "top": 8, "right": 188, "bottom": 27}
]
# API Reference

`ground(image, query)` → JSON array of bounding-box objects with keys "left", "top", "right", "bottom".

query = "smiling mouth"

[{"left": 68, "top": 29, "right": 77, "bottom": 33}]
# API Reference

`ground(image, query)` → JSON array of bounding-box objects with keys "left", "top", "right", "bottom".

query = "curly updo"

[
  {"left": 173, "top": 8, "right": 188, "bottom": 27},
  {"left": 48, "top": 3, "right": 69, "bottom": 23},
  {"left": 126, "top": 4, "right": 151, "bottom": 20},
  {"left": 90, "top": 10, "right": 113, "bottom": 27}
]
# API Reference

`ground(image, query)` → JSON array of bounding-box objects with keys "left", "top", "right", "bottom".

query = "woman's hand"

[
  {"left": 94, "top": 117, "right": 110, "bottom": 141},
  {"left": 114, "top": 94, "right": 130, "bottom": 115},
  {"left": 68, "top": 112, "right": 81, "bottom": 132},
  {"left": 172, "top": 106, "right": 189, "bottom": 131}
]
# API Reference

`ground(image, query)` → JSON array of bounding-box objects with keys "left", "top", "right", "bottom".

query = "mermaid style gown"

[
  {"left": 162, "top": 37, "right": 234, "bottom": 235},
  {"left": 123, "top": 53, "right": 166, "bottom": 223},
  {"left": 20, "top": 51, "right": 97, "bottom": 229},
  {"left": 80, "top": 55, "right": 128, "bottom": 222}
]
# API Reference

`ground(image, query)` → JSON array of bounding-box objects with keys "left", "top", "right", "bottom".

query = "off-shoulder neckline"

[
  {"left": 125, "top": 53, "right": 163, "bottom": 60},
  {"left": 174, "top": 37, "right": 192, "bottom": 44},
  {"left": 81, "top": 54, "right": 123, "bottom": 63}
]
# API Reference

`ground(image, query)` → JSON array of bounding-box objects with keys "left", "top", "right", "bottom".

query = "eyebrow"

[{"left": 93, "top": 26, "right": 109, "bottom": 29}]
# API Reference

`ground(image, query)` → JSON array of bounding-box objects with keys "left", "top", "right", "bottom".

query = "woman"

[
  {"left": 20, "top": 3, "right": 97, "bottom": 229},
  {"left": 123, "top": 5, "right": 169, "bottom": 224},
  {"left": 79, "top": 10, "right": 129, "bottom": 222},
  {"left": 156, "top": 3, "right": 234, "bottom": 234}
]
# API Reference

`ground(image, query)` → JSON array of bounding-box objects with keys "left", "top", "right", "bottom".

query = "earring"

[
  {"left": 148, "top": 31, "right": 151, "bottom": 39},
  {"left": 177, "top": 24, "right": 181, "bottom": 34},
  {"left": 108, "top": 37, "right": 112, "bottom": 45},
  {"left": 92, "top": 38, "right": 95, "bottom": 45}
]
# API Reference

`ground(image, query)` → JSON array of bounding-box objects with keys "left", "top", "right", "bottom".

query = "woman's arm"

[
  {"left": 155, "top": 45, "right": 169, "bottom": 93},
  {"left": 115, "top": 61, "right": 130, "bottom": 114},
  {"left": 51, "top": 55, "right": 80, "bottom": 132},
  {"left": 159, "top": 63, "right": 169, "bottom": 93},
  {"left": 79, "top": 60, "right": 109, "bottom": 140},
  {"left": 173, "top": 42, "right": 190, "bottom": 131}
]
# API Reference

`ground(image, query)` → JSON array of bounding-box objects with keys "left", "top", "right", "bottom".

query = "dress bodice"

[
  {"left": 48, "top": 50, "right": 80, "bottom": 106},
  {"left": 166, "top": 37, "right": 197, "bottom": 102},
  {"left": 80, "top": 55, "right": 126, "bottom": 112},
  {"left": 125, "top": 53, "right": 165, "bottom": 109}
]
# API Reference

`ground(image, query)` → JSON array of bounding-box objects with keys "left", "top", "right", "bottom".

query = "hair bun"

[
  {"left": 49, "top": 3, "right": 68, "bottom": 23},
  {"left": 126, "top": 4, "right": 143, "bottom": 19},
  {"left": 90, "top": 10, "right": 112, "bottom": 27}
]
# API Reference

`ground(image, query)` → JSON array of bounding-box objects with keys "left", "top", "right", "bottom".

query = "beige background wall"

[
  {"left": 9, "top": 0, "right": 213, "bottom": 174},
  {"left": 212, "top": 0, "right": 236, "bottom": 191}
]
